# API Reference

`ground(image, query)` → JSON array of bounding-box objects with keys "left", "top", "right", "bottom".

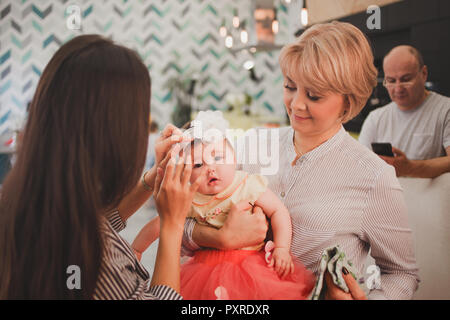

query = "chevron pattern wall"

[{"left": 0, "top": 0, "right": 292, "bottom": 136}]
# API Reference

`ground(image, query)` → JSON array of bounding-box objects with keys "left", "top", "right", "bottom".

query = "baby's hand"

[{"left": 269, "top": 247, "right": 295, "bottom": 279}]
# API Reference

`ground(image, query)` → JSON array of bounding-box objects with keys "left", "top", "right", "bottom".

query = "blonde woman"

[{"left": 183, "top": 22, "right": 420, "bottom": 300}]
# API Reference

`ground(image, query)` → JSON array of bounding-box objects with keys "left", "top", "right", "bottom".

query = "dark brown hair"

[{"left": 0, "top": 35, "right": 150, "bottom": 299}]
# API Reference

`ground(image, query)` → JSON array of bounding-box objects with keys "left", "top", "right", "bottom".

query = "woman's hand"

[
  {"left": 324, "top": 269, "right": 367, "bottom": 300},
  {"left": 144, "top": 123, "right": 191, "bottom": 189},
  {"left": 153, "top": 151, "right": 206, "bottom": 229},
  {"left": 116, "top": 124, "right": 188, "bottom": 222},
  {"left": 150, "top": 151, "right": 206, "bottom": 291},
  {"left": 217, "top": 201, "right": 268, "bottom": 250},
  {"left": 154, "top": 124, "right": 187, "bottom": 167}
]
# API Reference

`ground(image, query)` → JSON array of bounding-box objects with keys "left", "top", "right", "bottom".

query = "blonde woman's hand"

[
  {"left": 324, "top": 269, "right": 367, "bottom": 300},
  {"left": 218, "top": 202, "right": 268, "bottom": 250}
]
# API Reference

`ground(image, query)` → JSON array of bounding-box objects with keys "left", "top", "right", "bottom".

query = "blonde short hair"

[{"left": 279, "top": 21, "right": 378, "bottom": 123}]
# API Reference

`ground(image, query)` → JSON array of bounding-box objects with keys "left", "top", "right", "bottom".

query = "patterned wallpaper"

[{"left": 0, "top": 0, "right": 294, "bottom": 141}]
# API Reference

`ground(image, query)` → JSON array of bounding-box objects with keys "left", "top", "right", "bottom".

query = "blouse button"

[{"left": 280, "top": 191, "right": 286, "bottom": 198}]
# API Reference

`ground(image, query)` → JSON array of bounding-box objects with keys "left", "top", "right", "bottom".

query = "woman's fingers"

[
  {"left": 154, "top": 153, "right": 175, "bottom": 196},
  {"left": 190, "top": 166, "right": 208, "bottom": 193},
  {"left": 173, "top": 154, "right": 185, "bottom": 182},
  {"left": 324, "top": 271, "right": 353, "bottom": 300},
  {"left": 155, "top": 133, "right": 183, "bottom": 164},
  {"left": 161, "top": 157, "right": 176, "bottom": 189},
  {"left": 156, "top": 143, "right": 182, "bottom": 177},
  {"left": 181, "top": 155, "right": 193, "bottom": 186},
  {"left": 160, "top": 123, "right": 183, "bottom": 139},
  {"left": 158, "top": 148, "right": 172, "bottom": 170},
  {"left": 153, "top": 167, "right": 163, "bottom": 198},
  {"left": 162, "top": 137, "right": 182, "bottom": 156},
  {"left": 170, "top": 143, "right": 182, "bottom": 157},
  {"left": 342, "top": 269, "right": 367, "bottom": 300},
  {"left": 231, "top": 200, "right": 253, "bottom": 215}
]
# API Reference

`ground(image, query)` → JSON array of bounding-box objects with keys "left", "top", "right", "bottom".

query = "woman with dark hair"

[{"left": 0, "top": 34, "right": 204, "bottom": 299}]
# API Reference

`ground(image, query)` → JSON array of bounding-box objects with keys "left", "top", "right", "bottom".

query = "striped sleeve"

[
  {"left": 360, "top": 166, "right": 420, "bottom": 300},
  {"left": 149, "top": 285, "right": 183, "bottom": 300},
  {"left": 105, "top": 210, "right": 126, "bottom": 233},
  {"left": 93, "top": 219, "right": 182, "bottom": 300}
]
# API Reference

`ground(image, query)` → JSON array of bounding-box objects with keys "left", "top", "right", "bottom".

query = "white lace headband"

[{"left": 182, "top": 110, "right": 230, "bottom": 144}]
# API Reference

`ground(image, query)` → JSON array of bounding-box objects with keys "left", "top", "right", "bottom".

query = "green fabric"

[{"left": 310, "top": 245, "right": 358, "bottom": 300}]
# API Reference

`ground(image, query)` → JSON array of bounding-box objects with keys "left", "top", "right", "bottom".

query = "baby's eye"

[
  {"left": 193, "top": 163, "right": 203, "bottom": 169},
  {"left": 214, "top": 156, "right": 223, "bottom": 161}
]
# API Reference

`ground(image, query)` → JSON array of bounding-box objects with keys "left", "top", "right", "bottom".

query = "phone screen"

[{"left": 371, "top": 143, "right": 394, "bottom": 157}]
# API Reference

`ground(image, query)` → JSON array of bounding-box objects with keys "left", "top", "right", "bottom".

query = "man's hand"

[
  {"left": 379, "top": 147, "right": 412, "bottom": 177},
  {"left": 380, "top": 146, "right": 450, "bottom": 178}
]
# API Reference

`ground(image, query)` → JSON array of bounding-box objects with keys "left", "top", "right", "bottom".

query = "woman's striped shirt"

[{"left": 92, "top": 211, "right": 182, "bottom": 300}]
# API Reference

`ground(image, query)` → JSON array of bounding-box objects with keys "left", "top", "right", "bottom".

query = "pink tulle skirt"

[{"left": 180, "top": 249, "right": 315, "bottom": 300}]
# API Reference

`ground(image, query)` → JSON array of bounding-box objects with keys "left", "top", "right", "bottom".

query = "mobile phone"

[{"left": 371, "top": 142, "right": 394, "bottom": 157}]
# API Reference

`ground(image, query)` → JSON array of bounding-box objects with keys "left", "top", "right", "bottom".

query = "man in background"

[{"left": 359, "top": 45, "right": 450, "bottom": 178}]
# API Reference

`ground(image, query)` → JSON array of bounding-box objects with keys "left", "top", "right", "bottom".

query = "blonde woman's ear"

[{"left": 340, "top": 96, "right": 351, "bottom": 120}]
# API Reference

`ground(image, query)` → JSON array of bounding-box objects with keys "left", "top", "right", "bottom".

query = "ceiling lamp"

[
  {"left": 301, "top": 0, "right": 308, "bottom": 27},
  {"left": 239, "top": 20, "right": 249, "bottom": 44},
  {"left": 272, "top": 8, "right": 279, "bottom": 34},
  {"left": 219, "top": 1, "right": 287, "bottom": 53},
  {"left": 232, "top": 8, "right": 240, "bottom": 28}
]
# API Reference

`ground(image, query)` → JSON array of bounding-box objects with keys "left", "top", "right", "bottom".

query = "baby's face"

[{"left": 189, "top": 139, "right": 236, "bottom": 195}]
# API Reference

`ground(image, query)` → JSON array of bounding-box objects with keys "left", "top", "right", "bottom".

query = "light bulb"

[
  {"left": 233, "top": 16, "right": 240, "bottom": 28},
  {"left": 219, "top": 26, "right": 227, "bottom": 37},
  {"left": 301, "top": 8, "right": 308, "bottom": 26},
  {"left": 240, "top": 29, "right": 248, "bottom": 43},
  {"left": 225, "top": 35, "right": 233, "bottom": 48},
  {"left": 232, "top": 8, "right": 240, "bottom": 28},
  {"left": 243, "top": 60, "right": 255, "bottom": 70},
  {"left": 272, "top": 20, "right": 279, "bottom": 34}
]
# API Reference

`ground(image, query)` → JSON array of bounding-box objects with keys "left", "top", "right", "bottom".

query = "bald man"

[{"left": 359, "top": 45, "right": 450, "bottom": 178}]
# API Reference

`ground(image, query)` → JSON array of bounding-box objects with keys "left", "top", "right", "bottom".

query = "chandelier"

[{"left": 218, "top": 0, "right": 309, "bottom": 51}]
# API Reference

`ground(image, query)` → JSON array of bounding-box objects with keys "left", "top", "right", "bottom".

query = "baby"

[{"left": 132, "top": 111, "right": 314, "bottom": 300}]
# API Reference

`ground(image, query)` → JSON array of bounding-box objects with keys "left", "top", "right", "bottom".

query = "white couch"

[
  {"left": 365, "top": 173, "right": 450, "bottom": 299},
  {"left": 399, "top": 173, "right": 450, "bottom": 299},
  {"left": 124, "top": 173, "right": 450, "bottom": 299}
]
